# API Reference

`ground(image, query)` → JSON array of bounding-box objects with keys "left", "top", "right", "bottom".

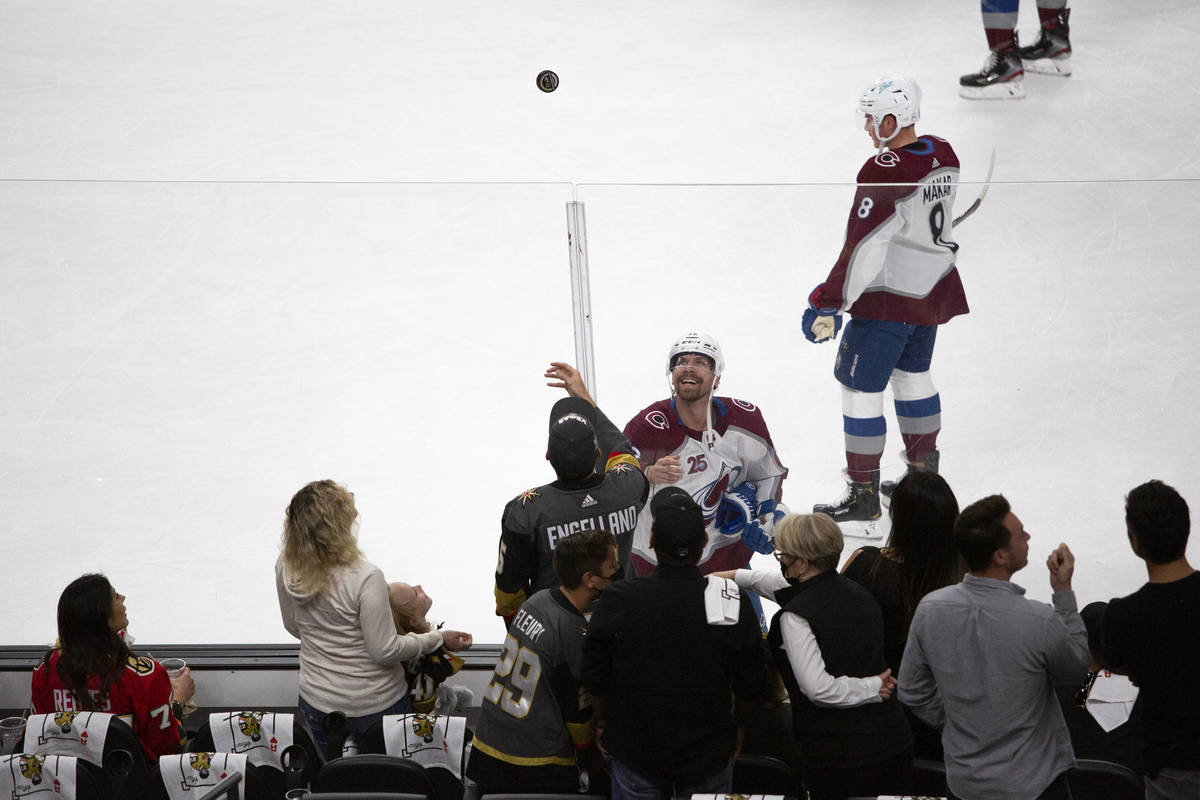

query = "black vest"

[{"left": 767, "top": 571, "right": 912, "bottom": 768}]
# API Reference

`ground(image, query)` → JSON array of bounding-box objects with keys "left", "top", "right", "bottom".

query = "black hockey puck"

[{"left": 536, "top": 70, "right": 559, "bottom": 93}]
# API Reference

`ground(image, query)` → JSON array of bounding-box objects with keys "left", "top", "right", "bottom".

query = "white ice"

[{"left": 2, "top": 0, "right": 1198, "bottom": 647}]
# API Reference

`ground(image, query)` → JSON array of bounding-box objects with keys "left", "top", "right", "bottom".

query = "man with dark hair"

[
  {"left": 1102, "top": 480, "right": 1199, "bottom": 798},
  {"left": 494, "top": 363, "right": 648, "bottom": 623},
  {"left": 468, "top": 529, "right": 619, "bottom": 794},
  {"left": 899, "top": 494, "right": 1090, "bottom": 800},
  {"left": 581, "top": 487, "right": 769, "bottom": 800}
]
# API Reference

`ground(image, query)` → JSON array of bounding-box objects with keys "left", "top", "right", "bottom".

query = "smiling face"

[{"left": 670, "top": 353, "right": 718, "bottom": 401}]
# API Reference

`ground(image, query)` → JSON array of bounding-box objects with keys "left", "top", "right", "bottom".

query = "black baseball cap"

[
  {"left": 650, "top": 487, "right": 706, "bottom": 563},
  {"left": 547, "top": 397, "right": 599, "bottom": 480}
]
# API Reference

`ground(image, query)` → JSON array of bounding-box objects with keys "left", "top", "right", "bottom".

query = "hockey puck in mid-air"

[{"left": 536, "top": 70, "right": 559, "bottom": 93}]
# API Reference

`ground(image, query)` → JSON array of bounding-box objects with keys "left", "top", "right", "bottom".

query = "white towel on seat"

[
  {"left": 157, "top": 752, "right": 248, "bottom": 800},
  {"left": 0, "top": 753, "right": 79, "bottom": 798},
  {"left": 704, "top": 576, "right": 741, "bottom": 625},
  {"left": 208, "top": 711, "right": 295, "bottom": 770},
  {"left": 381, "top": 714, "right": 467, "bottom": 778},
  {"left": 24, "top": 712, "right": 112, "bottom": 766}
]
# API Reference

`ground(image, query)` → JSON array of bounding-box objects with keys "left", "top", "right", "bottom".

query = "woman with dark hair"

[
  {"left": 31, "top": 573, "right": 194, "bottom": 760},
  {"left": 276, "top": 480, "right": 473, "bottom": 753},
  {"left": 841, "top": 470, "right": 965, "bottom": 674},
  {"left": 841, "top": 470, "right": 964, "bottom": 760}
]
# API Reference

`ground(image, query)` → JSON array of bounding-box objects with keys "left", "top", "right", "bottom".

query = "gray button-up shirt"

[{"left": 899, "top": 574, "right": 1090, "bottom": 800}]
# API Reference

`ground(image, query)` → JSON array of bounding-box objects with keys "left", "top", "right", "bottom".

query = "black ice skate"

[
  {"left": 881, "top": 449, "right": 940, "bottom": 499},
  {"left": 1018, "top": 9, "right": 1072, "bottom": 76},
  {"left": 814, "top": 478, "right": 881, "bottom": 523},
  {"left": 959, "top": 49, "right": 1025, "bottom": 100}
]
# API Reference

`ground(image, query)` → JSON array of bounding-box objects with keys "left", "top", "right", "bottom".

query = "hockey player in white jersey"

[
  {"left": 622, "top": 333, "right": 789, "bottom": 578},
  {"left": 805, "top": 78, "right": 968, "bottom": 526}
]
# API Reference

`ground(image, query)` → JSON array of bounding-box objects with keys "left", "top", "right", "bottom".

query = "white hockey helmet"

[
  {"left": 859, "top": 76, "right": 921, "bottom": 144},
  {"left": 667, "top": 332, "right": 724, "bottom": 377}
]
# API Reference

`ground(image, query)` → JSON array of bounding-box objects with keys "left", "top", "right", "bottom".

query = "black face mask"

[
  {"left": 606, "top": 566, "right": 625, "bottom": 583},
  {"left": 780, "top": 558, "right": 791, "bottom": 579}
]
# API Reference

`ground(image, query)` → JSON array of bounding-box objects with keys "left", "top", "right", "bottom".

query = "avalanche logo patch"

[
  {"left": 874, "top": 151, "right": 900, "bottom": 168},
  {"left": 731, "top": 398, "right": 757, "bottom": 412},
  {"left": 645, "top": 410, "right": 669, "bottom": 431},
  {"left": 695, "top": 462, "right": 742, "bottom": 524}
]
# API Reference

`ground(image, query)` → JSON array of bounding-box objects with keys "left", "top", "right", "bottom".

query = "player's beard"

[{"left": 673, "top": 373, "right": 713, "bottom": 402}]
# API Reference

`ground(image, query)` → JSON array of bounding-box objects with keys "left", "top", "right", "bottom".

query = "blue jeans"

[
  {"left": 610, "top": 757, "right": 732, "bottom": 800},
  {"left": 298, "top": 693, "right": 413, "bottom": 756}
]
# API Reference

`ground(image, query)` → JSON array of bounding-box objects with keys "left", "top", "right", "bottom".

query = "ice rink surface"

[{"left": 2, "top": 0, "right": 1199, "bottom": 647}]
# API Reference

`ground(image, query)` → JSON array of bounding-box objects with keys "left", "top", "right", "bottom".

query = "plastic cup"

[
  {"left": 0, "top": 716, "right": 26, "bottom": 755},
  {"left": 159, "top": 657, "right": 187, "bottom": 678}
]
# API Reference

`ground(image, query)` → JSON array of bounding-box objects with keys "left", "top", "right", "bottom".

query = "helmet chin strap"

[
  {"left": 702, "top": 385, "right": 720, "bottom": 450},
  {"left": 872, "top": 116, "right": 899, "bottom": 153}
]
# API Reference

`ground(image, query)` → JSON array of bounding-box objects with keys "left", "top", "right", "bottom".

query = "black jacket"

[{"left": 582, "top": 564, "right": 768, "bottom": 781}]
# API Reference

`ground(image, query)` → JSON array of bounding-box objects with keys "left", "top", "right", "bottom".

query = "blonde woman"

[
  {"left": 276, "top": 480, "right": 472, "bottom": 752},
  {"left": 714, "top": 513, "right": 911, "bottom": 800}
]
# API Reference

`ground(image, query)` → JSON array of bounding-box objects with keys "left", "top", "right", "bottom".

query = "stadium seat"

[
  {"left": 149, "top": 752, "right": 272, "bottom": 800},
  {"left": 314, "top": 754, "right": 440, "bottom": 800},
  {"left": 22, "top": 712, "right": 150, "bottom": 800},
  {"left": 1068, "top": 758, "right": 1143, "bottom": 799},
  {"left": 912, "top": 756, "right": 948, "bottom": 796},
  {"left": 731, "top": 753, "right": 804, "bottom": 797},
  {"left": 190, "top": 711, "right": 322, "bottom": 796},
  {"left": 360, "top": 714, "right": 470, "bottom": 800}
]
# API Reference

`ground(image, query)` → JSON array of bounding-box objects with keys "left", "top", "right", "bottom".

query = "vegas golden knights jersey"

[{"left": 470, "top": 589, "right": 594, "bottom": 769}]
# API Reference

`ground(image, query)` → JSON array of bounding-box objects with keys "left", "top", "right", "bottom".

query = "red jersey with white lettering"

[
  {"left": 813, "top": 136, "right": 969, "bottom": 325},
  {"left": 623, "top": 396, "right": 787, "bottom": 575},
  {"left": 31, "top": 650, "right": 185, "bottom": 760}
]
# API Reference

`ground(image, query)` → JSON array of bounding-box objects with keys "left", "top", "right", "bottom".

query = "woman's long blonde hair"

[{"left": 281, "top": 479, "right": 363, "bottom": 595}]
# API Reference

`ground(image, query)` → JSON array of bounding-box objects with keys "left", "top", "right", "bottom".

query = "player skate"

[
  {"left": 881, "top": 449, "right": 940, "bottom": 500},
  {"left": 814, "top": 477, "right": 880, "bottom": 523},
  {"left": 959, "top": 49, "right": 1025, "bottom": 100},
  {"left": 1018, "top": 9, "right": 1071, "bottom": 76}
]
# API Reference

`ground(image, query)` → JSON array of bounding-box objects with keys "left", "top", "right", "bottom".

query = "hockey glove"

[
  {"left": 741, "top": 499, "right": 789, "bottom": 555},
  {"left": 715, "top": 482, "right": 759, "bottom": 535},
  {"left": 803, "top": 283, "right": 842, "bottom": 343}
]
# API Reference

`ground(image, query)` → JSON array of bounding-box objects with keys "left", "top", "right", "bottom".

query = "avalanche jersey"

[
  {"left": 31, "top": 650, "right": 185, "bottom": 760},
  {"left": 814, "top": 135, "right": 969, "bottom": 325},
  {"left": 495, "top": 451, "right": 647, "bottom": 620},
  {"left": 471, "top": 589, "right": 593, "bottom": 768},
  {"left": 623, "top": 396, "right": 787, "bottom": 575}
]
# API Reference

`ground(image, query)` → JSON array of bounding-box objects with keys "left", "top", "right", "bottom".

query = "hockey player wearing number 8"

[{"left": 805, "top": 77, "right": 969, "bottom": 526}]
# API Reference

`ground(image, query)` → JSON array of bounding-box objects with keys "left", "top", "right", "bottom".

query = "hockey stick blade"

[{"left": 952, "top": 148, "right": 996, "bottom": 227}]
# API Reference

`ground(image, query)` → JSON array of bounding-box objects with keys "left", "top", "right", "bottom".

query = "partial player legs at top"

[
  {"left": 960, "top": 1, "right": 1072, "bottom": 99},
  {"left": 1018, "top": 3, "right": 1071, "bottom": 76}
]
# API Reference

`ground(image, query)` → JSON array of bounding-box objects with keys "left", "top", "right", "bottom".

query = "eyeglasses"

[{"left": 773, "top": 550, "right": 795, "bottom": 564}]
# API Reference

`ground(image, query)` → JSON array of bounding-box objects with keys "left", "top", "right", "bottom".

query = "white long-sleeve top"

[
  {"left": 734, "top": 568, "right": 882, "bottom": 707},
  {"left": 276, "top": 556, "right": 443, "bottom": 716}
]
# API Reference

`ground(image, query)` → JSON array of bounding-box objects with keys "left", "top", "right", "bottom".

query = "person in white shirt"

[{"left": 714, "top": 512, "right": 912, "bottom": 799}]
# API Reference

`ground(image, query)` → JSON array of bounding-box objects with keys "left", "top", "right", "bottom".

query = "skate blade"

[
  {"left": 959, "top": 81, "right": 1027, "bottom": 100},
  {"left": 837, "top": 518, "right": 884, "bottom": 540},
  {"left": 1022, "top": 56, "right": 1071, "bottom": 76}
]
